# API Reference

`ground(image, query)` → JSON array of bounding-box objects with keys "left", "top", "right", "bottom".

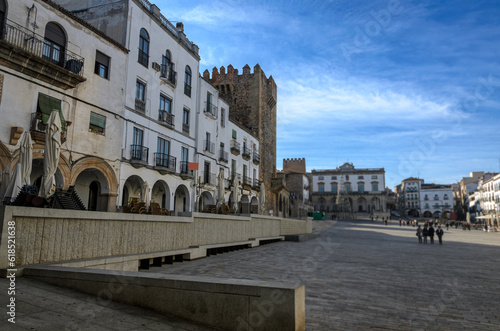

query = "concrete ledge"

[
  {"left": 23, "top": 266, "right": 305, "bottom": 331},
  {"left": 284, "top": 233, "right": 320, "bottom": 242}
]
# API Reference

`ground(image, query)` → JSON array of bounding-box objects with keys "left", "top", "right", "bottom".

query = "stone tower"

[{"left": 203, "top": 64, "right": 277, "bottom": 213}]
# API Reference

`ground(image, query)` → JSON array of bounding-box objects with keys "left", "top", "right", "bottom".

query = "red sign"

[{"left": 188, "top": 162, "right": 199, "bottom": 170}]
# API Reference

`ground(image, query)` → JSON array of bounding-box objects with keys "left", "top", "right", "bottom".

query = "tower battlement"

[
  {"left": 283, "top": 158, "right": 306, "bottom": 174},
  {"left": 203, "top": 64, "right": 277, "bottom": 95}
]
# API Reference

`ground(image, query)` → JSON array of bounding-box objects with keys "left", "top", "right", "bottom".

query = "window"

[
  {"left": 204, "top": 162, "right": 210, "bottom": 184},
  {"left": 138, "top": 28, "right": 149, "bottom": 67},
  {"left": 180, "top": 147, "right": 189, "bottom": 173},
  {"left": 161, "top": 50, "right": 175, "bottom": 83},
  {"left": 182, "top": 108, "right": 190, "bottom": 133},
  {"left": 243, "top": 164, "right": 248, "bottom": 182},
  {"left": 318, "top": 183, "right": 324, "bottom": 193},
  {"left": 345, "top": 184, "right": 351, "bottom": 193},
  {"left": 332, "top": 184, "right": 337, "bottom": 194},
  {"left": 204, "top": 132, "right": 213, "bottom": 153},
  {"left": 346, "top": 175, "right": 349, "bottom": 180},
  {"left": 221, "top": 108, "right": 225, "bottom": 127},
  {"left": 372, "top": 175, "right": 378, "bottom": 179},
  {"left": 318, "top": 176, "right": 324, "bottom": 180},
  {"left": 332, "top": 176, "right": 337, "bottom": 180},
  {"left": 184, "top": 65, "right": 192, "bottom": 97},
  {"left": 43, "top": 22, "right": 66, "bottom": 66},
  {"left": 36, "top": 93, "right": 66, "bottom": 131},
  {"left": 89, "top": 112, "right": 106, "bottom": 135},
  {"left": 156, "top": 137, "right": 171, "bottom": 167},
  {"left": 159, "top": 94, "right": 173, "bottom": 126},
  {"left": 231, "top": 159, "right": 236, "bottom": 180},
  {"left": 94, "top": 51, "right": 110, "bottom": 79},
  {"left": 232, "top": 129, "right": 237, "bottom": 139},
  {"left": 131, "top": 127, "right": 144, "bottom": 160},
  {"left": 0, "top": 0, "right": 5, "bottom": 37},
  {"left": 434, "top": 194, "right": 439, "bottom": 200},
  {"left": 358, "top": 176, "right": 364, "bottom": 179},
  {"left": 358, "top": 184, "right": 364, "bottom": 193},
  {"left": 135, "top": 80, "right": 146, "bottom": 112},
  {"left": 372, "top": 183, "right": 378, "bottom": 192}
]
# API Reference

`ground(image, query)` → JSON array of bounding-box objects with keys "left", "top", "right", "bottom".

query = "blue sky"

[{"left": 159, "top": 0, "right": 500, "bottom": 189}]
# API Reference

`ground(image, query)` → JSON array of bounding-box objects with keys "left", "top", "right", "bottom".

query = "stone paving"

[
  {"left": 1, "top": 219, "right": 500, "bottom": 330},
  {"left": 145, "top": 220, "right": 500, "bottom": 330}
]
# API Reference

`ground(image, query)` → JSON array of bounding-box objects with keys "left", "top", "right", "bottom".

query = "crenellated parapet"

[{"left": 283, "top": 158, "right": 306, "bottom": 174}]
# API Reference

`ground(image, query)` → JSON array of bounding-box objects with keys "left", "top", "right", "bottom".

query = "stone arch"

[
  {"left": 122, "top": 175, "right": 144, "bottom": 207},
  {"left": 69, "top": 157, "right": 118, "bottom": 194},
  {"left": 174, "top": 184, "right": 190, "bottom": 214},
  {"left": 251, "top": 196, "right": 258, "bottom": 214},
  {"left": 423, "top": 210, "right": 432, "bottom": 218},
  {"left": 357, "top": 197, "right": 367, "bottom": 212},
  {"left": 241, "top": 194, "right": 250, "bottom": 214},
  {"left": 199, "top": 190, "right": 214, "bottom": 211},
  {"left": 152, "top": 180, "right": 171, "bottom": 209}
]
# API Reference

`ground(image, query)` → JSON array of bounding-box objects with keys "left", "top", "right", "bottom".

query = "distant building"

[
  {"left": 278, "top": 158, "right": 313, "bottom": 218},
  {"left": 398, "top": 177, "right": 454, "bottom": 218},
  {"left": 310, "top": 162, "right": 386, "bottom": 215}
]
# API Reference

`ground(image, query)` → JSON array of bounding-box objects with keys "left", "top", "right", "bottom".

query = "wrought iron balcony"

[
  {"left": 204, "top": 102, "right": 218, "bottom": 119},
  {"left": 180, "top": 161, "right": 193, "bottom": 178},
  {"left": 135, "top": 98, "right": 146, "bottom": 113},
  {"left": 153, "top": 153, "right": 176, "bottom": 173},
  {"left": 242, "top": 146, "right": 251, "bottom": 160},
  {"left": 253, "top": 179, "right": 260, "bottom": 189},
  {"left": 230, "top": 140, "right": 240, "bottom": 155},
  {"left": 219, "top": 150, "right": 228, "bottom": 163},
  {"left": 30, "top": 113, "right": 67, "bottom": 143},
  {"left": 130, "top": 144, "right": 149, "bottom": 167},
  {"left": 253, "top": 151, "right": 260, "bottom": 165},
  {"left": 201, "top": 172, "right": 217, "bottom": 186},
  {"left": 158, "top": 110, "right": 174, "bottom": 128},
  {"left": 243, "top": 176, "right": 252, "bottom": 186},
  {"left": 231, "top": 172, "right": 241, "bottom": 182},
  {"left": 0, "top": 19, "right": 85, "bottom": 89},
  {"left": 204, "top": 140, "right": 215, "bottom": 154},
  {"left": 160, "top": 64, "right": 176, "bottom": 86}
]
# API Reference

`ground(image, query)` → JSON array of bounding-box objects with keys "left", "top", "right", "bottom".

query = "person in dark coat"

[
  {"left": 416, "top": 225, "right": 423, "bottom": 244},
  {"left": 436, "top": 226, "right": 444, "bottom": 245},
  {"left": 428, "top": 224, "right": 435, "bottom": 244},
  {"left": 422, "top": 225, "right": 429, "bottom": 244}
]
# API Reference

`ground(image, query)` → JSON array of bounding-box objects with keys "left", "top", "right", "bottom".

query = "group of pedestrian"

[{"left": 416, "top": 224, "right": 444, "bottom": 245}]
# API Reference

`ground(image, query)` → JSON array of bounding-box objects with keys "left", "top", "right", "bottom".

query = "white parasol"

[
  {"left": 217, "top": 169, "right": 225, "bottom": 204},
  {"left": 4, "top": 164, "right": 21, "bottom": 202},
  {"left": 232, "top": 174, "right": 240, "bottom": 211},
  {"left": 19, "top": 131, "right": 33, "bottom": 187},
  {"left": 40, "top": 110, "right": 62, "bottom": 198},
  {"left": 142, "top": 181, "right": 150, "bottom": 209}
]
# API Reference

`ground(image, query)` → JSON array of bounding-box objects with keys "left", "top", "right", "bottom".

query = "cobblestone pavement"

[{"left": 145, "top": 220, "right": 500, "bottom": 330}]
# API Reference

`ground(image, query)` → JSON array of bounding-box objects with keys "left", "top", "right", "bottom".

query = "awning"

[
  {"left": 37, "top": 93, "right": 66, "bottom": 131},
  {"left": 475, "top": 215, "right": 494, "bottom": 219}
]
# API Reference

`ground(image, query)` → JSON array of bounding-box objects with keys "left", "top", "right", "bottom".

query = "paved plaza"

[
  {"left": 2, "top": 219, "right": 500, "bottom": 330},
  {"left": 146, "top": 220, "right": 500, "bottom": 330}
]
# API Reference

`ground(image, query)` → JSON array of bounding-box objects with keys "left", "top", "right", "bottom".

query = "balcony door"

[
  {"left": 132, "top": 127, "right": 144, "bottom": 160},
  {"left": 0, "top": 0, "right": 6, "bottom": 38},
  {"left": 43, "top": 22, "right": 66, "bottom": 66}
]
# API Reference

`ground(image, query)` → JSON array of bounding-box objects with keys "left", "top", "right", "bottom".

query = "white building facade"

[
  {"left": 0, "top": 0, "right": 128, "bottom": 211},
  {"left": 419, "top": 184, "right": 453, "bottom": 219}
]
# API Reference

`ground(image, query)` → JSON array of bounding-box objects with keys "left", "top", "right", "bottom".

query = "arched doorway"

[
  {"left": 357, "top": 197, "right": 367, "bottom": 212},
  {"left": 88, "top": 181, "right": 100, "bottom": 211},
  {"left": 423, "top": 211, "right": 432, "bottom": 218},
  {"left": 122, "top": 175, "right": 144, "bottom": 207},
  {"left": 241, "top": 195, "right": 250, "bottom": 214},
  {"left": 251, "top": 196, "right": 258, "bottom": 214},
  {"left": 31, "top": 158, "right": 64, "bottom": 193},
  {"left": 152, "top": 180, "right": 170, "bottom": 210},
  {"left": 199, "top": 191, "right": 214, "bottom": 212},
  {"left": 174, "top": 184, "right": 190, "bottom": 214}
]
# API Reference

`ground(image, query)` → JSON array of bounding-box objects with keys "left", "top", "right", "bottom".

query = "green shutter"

[
  {"left": 232, "top": 129, "right": 237, "bottom": 139},
  {"left": 90, "top": 112, "right": 106, "bottom": 129},
  {"left": 37, "top": 93, "right": 66, "bottom": 131}
]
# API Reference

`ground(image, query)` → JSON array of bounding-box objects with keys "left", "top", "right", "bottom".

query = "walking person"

[
  {"left": 422, "top": 225, "right": 429, "bottom": 244},
  {"left": 428, "top": 224, "right": 435, "bottom": 244},
  {"left": 436, "top": 226, "right": 444, "bottom": 245},
  {"left": 399, "top": 219, "right": 402, "bottom": 226},
  {"left": 446, "top": 222, "right": 449, "bottom": 231},
  {"left": 417, "top": 225, "right": 423, "bottom": 244}
]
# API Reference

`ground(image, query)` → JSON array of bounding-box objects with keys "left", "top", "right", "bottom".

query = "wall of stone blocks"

[{"left": 0, "top": 206, "right": 311, "bottom": 269}]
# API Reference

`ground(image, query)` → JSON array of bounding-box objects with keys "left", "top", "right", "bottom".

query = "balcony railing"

[
  {"left": 219, "top": 150, "right": 228, "bottom": 163},
  {"left": 160, "top": 64, "right": 176, "bottom": 85},
  {"left": 204, "top": 140, "right": 215, "bottom": 154},
  {"left": 184, "top": 83, "right": 191, "bottom": 97},
  {"left": 30, "top": 112, "right": 67, "bottom": 142},
  {"left": 135, "top": 98, "right": 146, "bottom": 112},
  {"left": 130, "top": 145, "right": 149, "bottom": 163},
  {"left": 253, "top": 151, "right": 260, "bottom": 164},
  {"left": 243, "top": 176, "right": 252, "bottom": 186},
  {"left": 2, "top": 19, "right": 85, "bottom": 76},
  {"left": 180, "top": 161, "right": 193, "bottom": 177},
  {"left": 153, "top": 153, "right": 176, "bottom": 171},
  {"left": 253, "top": 179, "right": 260, "bottom": 189},
  {"left": 242, "top": 146, "right": 251, "bottom": 159},
  {"left": 230, "top": 140, "right": 240, "bottom": 154},
  {"left": 158, "top": 110, "right": 174, "bottom": 127},
  {"left": 204, "top": 102, "right": 218, "bottom": 119},
  {"left": 201, "top": 172, "right": 217, "bottom": 186},
  {"left": 231, "top": 172, "right": 241, "bottom": 182}
]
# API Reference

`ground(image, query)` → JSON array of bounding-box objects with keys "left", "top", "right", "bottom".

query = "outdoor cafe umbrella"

[
  {"left": 40, "top": 110, "right": 61, "bottom": 199},
  {"left": 142, "top": 181, "right": 150, "bottom": 209},
  {"left": 232, "top": 174, "right": 240, "bottom": 211},
  {"left": 4, "top": 164, "right": 21, "bottom": 202},
  {"left": 0, "top": 167, "right": 9, "bottom": 203},
  {"left": 217, "top": 169, "right": 225, "bottom": 204},
  {"left": 19, "top": 131, "right": 33, "bottom": 187}
]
